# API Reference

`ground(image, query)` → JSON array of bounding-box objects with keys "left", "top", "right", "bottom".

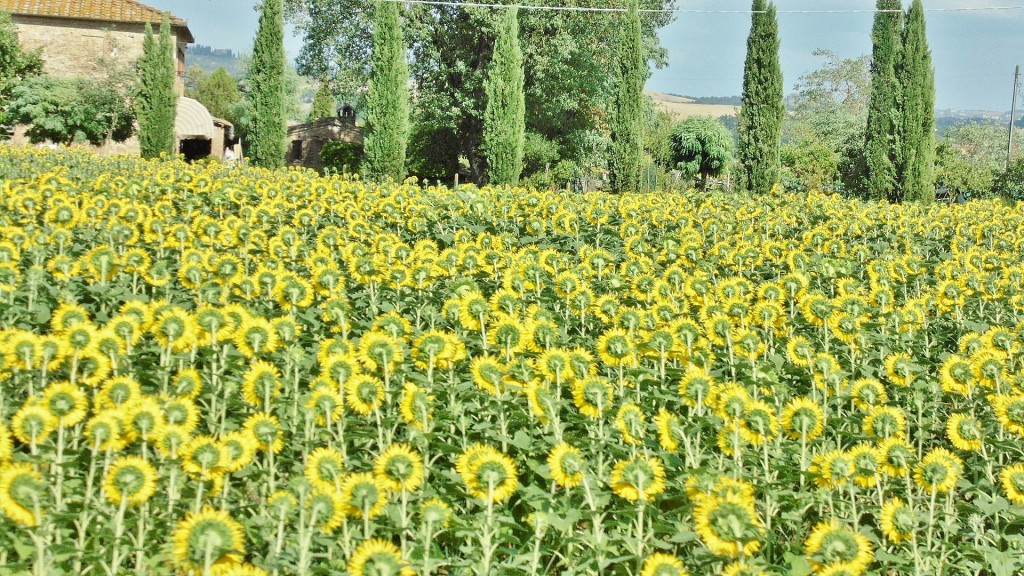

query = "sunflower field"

[{"left": 1, "top": 147, "right": 1024, "bottom": 576}]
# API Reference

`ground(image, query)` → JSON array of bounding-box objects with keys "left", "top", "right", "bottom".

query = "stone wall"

[{"left": 11, "top": 16, "right": 186, "bottom": 94}]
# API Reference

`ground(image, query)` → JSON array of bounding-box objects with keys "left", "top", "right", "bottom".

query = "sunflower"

[
  {"left": 877, "top": 437, "right": 915, "bottom": 477},
  {"left": 0, "top": 424, "right": 12, "bottom": 463},
  {"left": 320, "top": 352, "right": 361, "bottom": 388},
  {"left": 182, "top": 435, "right": 225, "bottom": 478},
  {"left": 171, "top": 507, "right": 246, "bottom": 569},
  {"left": 170, "top": 368, "right": 204, "bottom": 399},
  {"left": 572, "top": 376, "right": 614, "bottom": 419},
  {"left": 596, "top": 327, "right": 637, "bottom": 367},
  {"left": 341, "top": 472, "right": 389, "bottom": 519},
  {"left": 84, "top": 411, "right": 129, "bottom": 452},
  {"left": 547, "top": 442, "right": 585, "bottom": 489},
  {"left": 677, "top": 365, "right": 714, "bottom": 409},
  {"left": 41, "top": 380, "right": 89, "bottom": 427},
  {"left": 11, "top": 403, "right": 56, "bottom": 445},
  {"left": 399, "top": 382, "right": 433, "bottom": 430},
  {"left": 345, "top": 374, "right": 386, "bottom": 415},
  {"left": 654, "top": 409, "right": 684, "bottom": 452},
  {"left": 849, "top": 378, "right": 887, "bottom": 410},
  {"left": 470, "top": 355, "right": 506, "bottom": 397},
  {"left": 1000, "top": 463, "right": 1024, "bottom": 504},
  {"left": 810, "top": 450, "right": 853, "bottom": 489},
  {"left": 456, "top": 444, "right": 519, "bottom": 503},
  {"left": 780, "top": 397, "right": 825, "bottom": 440},
  {"left": 609, "top": 455, "right": 666, "bottom": 503},
  {"left": 419, "top": 497, "right": 452, "bottom": 528},
  {"left": 304, "top": 446, "right": 346, "bottom": 492},
  {"left": 306, "top": 384, "right": 344, "bottom": 426},
  {"left": 208, "top": 563, "right": 270, "bottom": 576},
  {"left": 862, "top": 405, "right": 906, "bottom": 440},
  {"left": 374, "top": 443, "right": 424, "bottom": 492},
  {"left": 693, "top": 493, "right": 764, "bottom": 557},
  {"left": 992, "top": 393, "right": 1024, "bottom": 437},
  {"left": 0, "top": 463, "right": 45, "bottom": 526},
  {"left": 124, "top": 396, "right": 166, "bottom": 442},
  {"left": 879, "top": 498, "right": 916, "bottom": 543},
  {"left": 357, "top": 330, "right": 405, "bottom": 374},
  {"left": 244, "top": 413, "right": 283, "bottom": 453},
  {"left": 233, "top": 317, "right": 279, "bottom": 358},
  {"left": 240, "top": 360, "right": 282, "bottom": 409},
  {"left": 847, "top": 444, "right": 881, "bottom": 488},
  {"left": 163, "top": 397, "right": 201, "bottom": 434},
  {"left": 913, "top": 448, "right": 963, "bottom": 493},
  {"left": 151, "top": 308, "right": 199, "bottom": 353},
  {"left": 946, "top": 413, "right": 983, "bottom": 452},
  {"left": 803, "top": 520, "right": 874, "bottom": 574},
  {"left": 103, "top": 456, "right": 158, "bottom": 506},
  {"left": 614, "top": 403, "right": 646, "bottom": 445},
  {"left": 536, "top": 348, "right": 575, "bottom": 383},
  {"left": 97, "top": 375, "right": 142, "bottom": 410},
  {"left": 883, "top": 352, "right": 914, "bottom": 387},
  {"left": 639, "top": 552, "right": 688, "bottom": 576},
  {"left": 347, "top": 538, "right": 415, "bottom": 576},
  {"left": 739, "top": 400, "right": 778, "bottom": 446},
  {"left": 488, "top": 313, "right": 531, "bottom": 358},
  {"left": 307, "top": 489, "right": 347, "bottom": 534}
]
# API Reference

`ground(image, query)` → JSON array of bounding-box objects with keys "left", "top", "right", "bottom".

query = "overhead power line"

[{"left": 380, "top": 0, "right": 1024, "bottom": 14}]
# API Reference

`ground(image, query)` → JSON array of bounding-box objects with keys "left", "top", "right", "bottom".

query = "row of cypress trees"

[
  {"left": 864, "top": 0, "right": 935, "bottom": 203},
  {"left": 136, "top": 15, "right": 176, "bottom": 159}
]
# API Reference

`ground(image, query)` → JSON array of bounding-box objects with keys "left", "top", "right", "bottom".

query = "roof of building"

[{"left": 0, "top": 0, "right": 194, "bottom": 42}]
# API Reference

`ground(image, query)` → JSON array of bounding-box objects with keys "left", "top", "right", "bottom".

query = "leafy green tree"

[
  {"left": 935, "top": 120, "right": 1024, "bottom": 199},
  {"left": 993, "top": 157, "right": 1024, "bottom": 201},
  {"left": 364, "top": 0, "right": 410, "bottom": 181},
  {"left": 609, "top": 0, "right": 644, "bottom": 193},
  {"left": 249, "top": 0, "right": 288, "bottom": 168},
  {"left": 863, "top": 0, "right": 903, "bottom": 202},
  {"left": 0, "top": 10, "right": 43, "bottom": 130},
  {"left": 669, "top": 116, "right": 734, "bottom": 189},
  {"left": 897, "top": 0, "right": 934, "bottom": 203},
  {"left": 737, "top": 0, "right": 784, "bottom": 193},
  {"left": 483, "top": 8, "right": 525, "bottom": 186},
  {"left": 310, "top": 80, "right": 335, "bottom": 120},
  {"left": 8, "top": 75, "right": 134, "bottom": 145},
  {"left": 284, "top": 0, "right": 674, "bottom": 181},
  {"left": 193, "top": 67, "right": 241, "bottom": 121},
  {"left": 136, "top": 15, "right": 177, "bottom": 158},
  {"left": 781, "top": 139, "right": 840, "bottom": 193}
]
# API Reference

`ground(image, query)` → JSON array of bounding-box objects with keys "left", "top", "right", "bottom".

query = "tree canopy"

[
  {"left": 0, "top": 10, "right": 43, "bottom": 129},
  {"left": 284, "top": 0, "right": 675, "bottom": 181},
  {"left": 7, "top": 75, "right": 134, "bottom": 146},
  {"left": 669, "top": 115, "right": 734, "bottom": 188}
]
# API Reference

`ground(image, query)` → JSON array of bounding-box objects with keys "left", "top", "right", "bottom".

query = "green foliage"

[
  {"left": 320, "top": 140, "right": 363, "bottom": 174},
  {"left": 406, "top": 121, "right": 460, "bottom": 183},
  {"left": 248, "top": 0, "right": 288, "bottom": 168},
  {"left": 934, "top": 142, "right": 994, "bottom": 201},
  {"left": 863, "top": 0, "right": 903, "bottom": 202},
  {"left": 136, "top": 16, "right": 177, "bottom": 158},
  {"left": 483, "top": 8, "right": 525, "bottom": 186},
  {"left": 669, "top": 116, "right": 734, "bottom": 188},
  {"left": 192, "top": 67, "right": 241, "bottom": 122},
  {"left": 644, "top": 101, "right": 676, "bottom": 169},
  {"left": 993, "top": 157, "right": 1024, "bottom": 201},
  {"left": 364, "top": 0, "right": 410, "bottom": 182},
  {"left": 786, "top": 51, "right": 871, "bottom": 152},
  {"left": 897, "top": 0, "right": 935, "bottom": 204},
  {"left": 7, "top": 75, "right": 134, "bottom": 145},
  {"left": 310, "top": 81, "right": 335, "bottom": 120},
  {"left": 781, "top": 139, "right": 840, "bottom": 193},
  {"left": 609, "top": 0, "right": 645, "bottom": 194},
  {"left": 522, "top": 132, "right": 561, "bottom": 179},
  {"left": 285, "top": 0, "right": 675, "bottom": 182},
  {"left": 737, "top": 0, "right": 784, "bottom": 193},
  {"left": 0, "top": 10, "right": 43, "bottom": 129},
  {"left": 933, "top": 121, "right": 1022, "bottom": 200}
]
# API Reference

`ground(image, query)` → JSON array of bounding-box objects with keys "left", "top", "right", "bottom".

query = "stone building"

[
  {"left": 286, "top": 105, "right": 364, "bottom": 172},
  {"left": 1, "top": 0, "right": 237, "bottom": 160}
]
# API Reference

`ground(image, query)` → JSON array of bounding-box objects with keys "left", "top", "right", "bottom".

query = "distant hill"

[
  {"left": 647, "top": 90, "right": 740, "bottom": 120},
  {"left": 185, "top": 44, "right": 244, "bottom": 77}
]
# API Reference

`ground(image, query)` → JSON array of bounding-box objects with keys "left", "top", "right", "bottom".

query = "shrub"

[{"left": 320, "top": 141, "right": 363, "bottom": 175}]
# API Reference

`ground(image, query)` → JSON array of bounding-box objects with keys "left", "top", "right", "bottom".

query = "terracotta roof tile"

[{"left": 0, "top": 0, "right": 190, "bottom": 33}]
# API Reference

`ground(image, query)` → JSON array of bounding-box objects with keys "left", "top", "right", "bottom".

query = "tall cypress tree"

[
  {"left": 863, "top": 0, "right": 903, "bottom": 202},
  {"left": 737, "top": 0, "right": 784, "bottom": 193},
  {"left": 365, "top": 0, "right": 410, "bottom": 182},
  {"left": 609, "top": 0, "right": 644, "bottom": 194},
  {"left": 249, "top": 0, "right": 287, "bottom": 168},
  {"left": 483, "top": 8, "right": 525, "bottom": 186},
  {"left": 898, "top": 0, "right": 935, "bottom": 203},
  {"left": 310, "top": 81, "right": 335, "bottom": 120},
  {"left": 137, "top": 14, "right": 176, "bottom": 158}
]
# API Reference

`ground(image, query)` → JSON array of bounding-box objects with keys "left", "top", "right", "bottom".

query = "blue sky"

[{"left": 149, "top": 0, "right": 1023, "bottom": 111}]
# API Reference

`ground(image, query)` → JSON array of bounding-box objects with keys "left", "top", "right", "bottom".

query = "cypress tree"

[
  {"left": 898, "top": 0, "right": 935, "bottom": 203},
  {"left": 365, "top": 0, "right": 410, "bottom": 182},
  {"left": 249, "top": 0, "right": 287, "bottom": 168},
  {"left": 310, "top": 81, "right": 335, "bottom": 120},
  {"left": 609, "top": 0, "right": 644, "bottom": 193},
  {"left": 483, "top": 7, "right": 525, "bottom": 186},
  {"left": 137, "top": 14, "right": 176, "bottom": 158},
  {"left": 864, "top": 0, "right": 903, "bottom": 202},
  {"left": 737, "top": 0, "right": 784, "bottom": 193}
]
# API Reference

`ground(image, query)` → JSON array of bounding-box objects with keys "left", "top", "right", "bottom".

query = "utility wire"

[{"left": 380, "top": 0, "right": 1024, "bottom": 14}]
